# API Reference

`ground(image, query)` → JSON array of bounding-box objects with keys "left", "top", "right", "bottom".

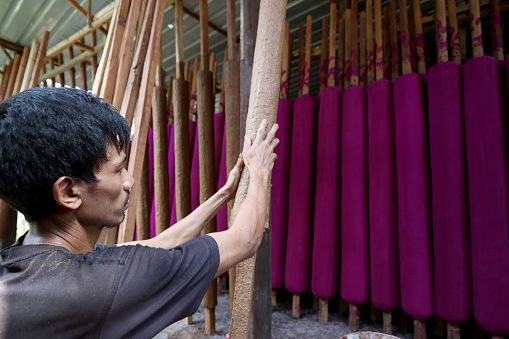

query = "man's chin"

[{"left": 100, "top": 212, "right": 126, "bottom": 230}]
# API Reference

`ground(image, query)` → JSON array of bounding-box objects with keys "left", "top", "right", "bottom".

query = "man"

[{"left": 0, "top": 87, "right": 278, "bottom": 338}]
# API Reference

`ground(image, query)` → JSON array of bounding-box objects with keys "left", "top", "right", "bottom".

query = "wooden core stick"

[
  {"left": 374, "top": 0, "right": 383, "bottom": 80},
  {"left": 359, "top": 11, "right": 367, "bottom": 87},
  {"left": 5, "top": 53, "right": 21, "bottom": 98},
  {"left": 29, "top": 30, "right": 50, "bottom": 88},
  {"left": 383, "top": 311, "right": 393, "bottom": 333},
  {"left": 41, "top": 63, "right": 48, "bottom": 87},
  {"left": 447, "top": 0, "right": 461, "bottom": 64},
  {"left": 136, "top": 142, "right": 151, "bottom": 240},
  {"left": 413, "top": 0, "right": 426, "bottom": 73},
  {"left": 118, "top": 0, "right": 166, "bottom": 243},
  {"left": 436, "top": 0, "right": 449, "bottom": 63},
  {"left": 399, "top": 0, "right": 412, "bottom": 74},
  {"left": 303, "top": 15, "right": 312, "bottom": 96},
  {"left": 366, "top": 0, "right": 375, "bottom": 85},
  {"left": 200, "top": 0, "right": 210, "bottom": 70},
  {"left": 112, "top": 0, "right": 143, "bottom": 110},
  {"left": 337, "top": 18, "right": 345, "bottom": 89},
  {"left": 79, "top": 38, "right": 88, "bottom": 90},
  {"left": 0, "top": 62, "right": 12, "bottom": 101},
  {"left": 57, "top": 53, "right": 65, "bottom": 86},
  {"left": 319, "top": 16, "right": 329, "bottom": 93},
  {"left": 91, "top": 31, "right": 98, "bottom": 80},
  {"left": 68, "top": 47, "right": 77, "bottom": 88},
  {"left": 298, "top": 23, "right": 304, "bottom": 96},
  {"left": 349, "top": 303, "right": 360, "bottom": 331},
  {"left": 189, "top": 57, "right": 199, "bottom": 119},
  {"left": 489, "top": 0, "right": 504, "bottom": 60},
  {"left": 218, "top": 49, "right": 227, "bottom": 114},
  {"left": 414, "top": 319, "right": 427, "bottom": 339},
  {"left": 12, "top": 47, "right": 30, "bottom": 95},
  {"left": 383, "top": 7, "right": 391, "bottom": 79},
  {"left": 226, "top": 0, "right": 237, "bottom": 61},
  {"left": 328, "top": 3, "right": 337, "bottom": 87},
  {"left": 48, "top": 57, "right": 56, "bottom": 87},
  {"left": 20, "top": 40, "right": 39, "bottom": 92},
  {"left": 408, "top": 0, "right": 417, "bottom": 71},
  {"left": 318, "top": 298, "right": 328, "bottom": 323},
  {"left": 344, "top": 9, "right": 352, "bottom": 89},
  {"left": 351, "top": 0, "right": 359, "bottom": 86},
  {"left": 470, "top": 0, "right": 483, "bottom": 57},
  {"left": 390, "top": 0, "right": 399, "bottom": 81},
  {"left": 229, "top": 0, "right": 287, "bottom": 336}
]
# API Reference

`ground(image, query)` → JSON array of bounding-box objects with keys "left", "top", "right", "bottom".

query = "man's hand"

[
  {"left": 224, "top": 155, "right": 244, "bottom": 199},
  {"left": 242, "top": 119, "right": 279, "bottom": 180}
]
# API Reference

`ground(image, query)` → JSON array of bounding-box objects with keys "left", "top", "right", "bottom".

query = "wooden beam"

[
  {"left": 183, "top": 6, "right": 230, "bottom": 39},
  {"left": 30, "top": 31, "right": 51, "bottom": 88},
  {"left": 75, "top": 41, "right": 94, "bottom": 52},
  {"left": 0, "top": 38, "right": 24, "bottom": 53},
  {"left": 20, "top": 40, "right": 39, "bottom": 92},
  {"left": 45, "top": 2, "right": 115, "bottom": 60},
  {"left": 229, "top": 0, "right": 287, "bottom": 336},
  {"left": 0, "top": 44, "right": 13, "bottom": 61},
  {"left": 12, "top": 47, "right": 30, "bottom": 95}
]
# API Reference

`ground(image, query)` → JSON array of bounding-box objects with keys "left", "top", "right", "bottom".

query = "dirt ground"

[{"left": 155, "top": 289, "right": 416, "bottom": 339}]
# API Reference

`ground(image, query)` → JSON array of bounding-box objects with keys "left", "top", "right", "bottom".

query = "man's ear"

[{"left": 52, "top": 177, "right": 83, "bottom": 210}]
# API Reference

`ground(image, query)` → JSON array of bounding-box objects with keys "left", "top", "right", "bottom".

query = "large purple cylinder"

[
  {"left": 285, "top": 95, "right": 318, "bottom": 295},
  {"left": 311, "top": 88, "right": 342, "bottom": 299},
  {"left": 428, "top": 61, "right": 472, "bottom": 324},
  {"left": 393, "top": 74, "right": 434, "bottom": 320},
  {"left": 463, "top": 56, "right": 509, "bottom": 335},
  {"left": 340, "top": 86, "right": 369, "bottom": 305},
  {"left": 367, "top": 79, "right": 399, "bottom": 311},
  {"left": 271, "top": 99, "right": 293, "bottom": 291}
]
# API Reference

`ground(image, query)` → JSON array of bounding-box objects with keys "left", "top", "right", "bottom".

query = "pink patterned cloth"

[
  {"left": 463, "top": 56, "right": 509, "bottom": 335},
  {"left": 428, "top": 61, "right": 472, "bottom": 324},
  {"left": 340, "top": 86, "right": 369, "bottom": 305},
  {"left": 310, "top": 88, "right": 342, "bottom": 299},
  {"left": 271, "top": 99, "right": 293, "bottom": 290},
  {"left": 285, "top": 95, "right": 318, "bottom": 295},
  {"left": 367, "top": 79, "right": 399, "bottom": 311},
  {"left": 394, "top": 74, "right": 434, "bottom": 320}
]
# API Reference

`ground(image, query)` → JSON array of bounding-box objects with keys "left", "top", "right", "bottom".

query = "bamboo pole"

[
  {"left": 0, "top": 62, "right": 12, "bottom": 100},
  {"left": 20, "top": 40, "right": 40, "bottom": 92},
  {"left": 189, "top": 56, "right": 199, "bottom": 119},
  {"left": 383, "top": 7, "right": 391, "bottom": 79},
  {"left": 436, "top": 0, "right": 449, "bottom": 63},
  {"left": 298, "top": 23, "right": 304, "bottom": 97},
  {"left": 29, "top": 30, "right": 50, "bottom": 88},
  {"left": 79, "top": 38, "right": 88, "bottom": 90},
  {"left": 68, "top": 47, "right": 77, "bottom": 87},
  {"left": 90, "top": 31, "right": 98, "bottom": 80},
  {"left": 12, "top": 47, "right": 30, "bottom": 95},
  {"left": 375, "top": 0, "right": 383, "bottom": 80},
  {"left": 366, "top": 0, "right": 375, "bottom": 85},
  {"left": 319, "top": 16, "right": 329, "bottom": 93},
  {"left": 5, "top": 53, "right": 21, "bottom": 98},
  {"left": 136, "top": 140, "right": 151, "bottom": 240},
  {"left": 489, "top": 0, "right": 503, "bottom": 60},
  {"left": 224, "top": 0, "right": 241, "bottom": 314},
  {"left": 337, "top": 18, "right": 345, "bottom": 89},
  {"left": 328, "top": 3, "right": 337, "bottom": 87},
  {"left": 390, "top": 0, "right": 399, "bottom": 81},
  {"left": 408, "top": 0, "right": 417, "bottom": 71},
  {"left": 413, "top": 0, "right": 426, "bottom": 73},
  {"left": 400, "top": 0, "right": 412, "bottom": 74},
  {"left": 359, "top": 12, "right": 367, "bottom": 87},
  {"left": 229, "top": 0, "right": 287, "bottom": 336},
  {"left": 351, "top": 0, "right": 359, "bottom": 86},
  {"left": 218, "top": 50, "right": 227, "bottom": 114},
  {"left": 344, "top": 9, "right": 352, "bottom": 88},
  {"left": 58, "top": 53, "right": 66, "bottom": 86},
  {"left": 48, "top": 57, "right": 56, "bottom": 87},
  {"left": 118, "top": 0, "right": 166, "bottom": 243},
  {"left": 198, "top": 0, "right": 217, "bottom": 334},
  {"left": 112, "top": 0, "right": 143, "bottom": 110},
  {"left": 470, "top": 0, "right": 484, "bottom": 57}
]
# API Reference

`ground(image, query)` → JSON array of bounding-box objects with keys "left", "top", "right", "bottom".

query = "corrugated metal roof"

[{"left": 0, "top": 0, "right": 438, "bottom": 98}]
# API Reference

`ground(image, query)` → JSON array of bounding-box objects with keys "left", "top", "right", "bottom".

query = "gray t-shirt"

[{"left": 0, "top": 233, "right": 220, "bottom": 338}]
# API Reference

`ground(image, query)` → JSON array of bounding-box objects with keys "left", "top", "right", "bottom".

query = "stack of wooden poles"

[{"left": 270, "top": 0, "right": 509, "bottom": 338}]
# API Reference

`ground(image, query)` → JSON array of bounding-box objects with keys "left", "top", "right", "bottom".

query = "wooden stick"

[
  {"left": 189, "top": 57, "right": 199, "bottom": 119},
  {"left": 90, "top": 31, "right": 98, "bottom": 80},
  {"left": 349, "top": 303, "right": 360, "bottom": 331},
  {"left": 328, "top": 4, "right": 337, "bottom": 87},
  {"left": 20, "top": 40, "right": 39, "bottom": 92},
  {"left": 41, "top": 63, "right": 48, "bottom": 87},
  {"left": 337, "top": 18, "right": 345, "bottom": 89},
  {"left": 436, "top": 0, "right": 449, "bottom": 63},
  {"left": 57, "top": 53, "right": 66, "bottom": 86},
  {"left": 408, "top": 0, "right": 417, "bottom": 71},
  {"left": 459, "top": 23, "right": 468, "bottom": 63},
  {"left": 351, "top": 0, "right": 359, "bottom": 86},
  {"left": 118, "top": 0, "right": 166, "bottom": 243},
  {"left": 319, "top": 16, "right": 329, "bottom": 94},
  {"left": 0, "top": 63, "right": 13, "bottom": 101},
  {"left": 470, "top": 0, "right": 484, "bottom": 57},
  {"left": 298, "top": 23, "right": 304, "bottom": 97},
  {"left": 136, "top": 141, "right": 151, "bottom": 240},
  {"left": 5, "top": 53, "right": 21, "bottom": 98},
  {"left": 447, "top": 0, "right": 461, "bottom": 64},
  {"left": 303, "top": 15, "right": 312, "bottom": 96},
  {"left": 344, "top": 9, "right": 352, "bottom": 89},
  {"left": 399, "top": 0, "right": 412, "bottom": 74},
  {"left": 78, "top": 38, "right": 88, "bottom": 90},
  {"left": 383, "top": 311, "right": 393, "bottom": 333},
  {"left": 218, "top": 50, "right": 227, "bottom": 114},
  {"left": 366, "top": 0, "right": 375, "bottom": 85},
  {"left": 68, "top": 47, "right": 77, "bottom": 88},
  {"left": 112, "top": 0, "right": 143, "bottom": 110},
  {"left": 12, "top": 47, "right": 30, "bottom": 95},
  {"left": 414, "top": 319, "right": 427, "bottom": 339},
  {"left": 48, "top": 57, "right": 56, "bottom": 87},
  {"left": 413, "top": 0, "right": 426, "bottom": 73},
  {"left": 100, "top": 0, "right": 131, "bottom": 103},
  {"left": 390, "top": 0, "right": 399, "bottom": 81},
  {"left": 29, "top": 30, "right": 50, "bottom": 88},
  {"left": 489, "top": 0, "right": 504, "bottom": 60},
  {"left": 184, "top": 61, "right": 191, "bottom": 82},
  {"left": 318, "top": 298, "right": 328, "bottom": 323},
  {"left": 0, "top": 45, "right": 13, "bottom": 62},
  {"left": 374, "top": 0, "right": 383, "bottom": 80},
  {"left": 359, "top": 11, "right": 367, "bottom": 87},
  {"left": 229, "top": 0, "right": 287, "bottom": 336},
  {"left": 383, "top": 7, "right": 391, "bottom": 79}
]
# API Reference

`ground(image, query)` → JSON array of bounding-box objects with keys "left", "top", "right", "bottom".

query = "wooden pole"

[
  {"left": 328, "top": 4, "right": 337, "bottom": 87},
  {"left": 413, "top": 0, "right": 426, "bottom": 73},
  {"left": 12, "top": 47, "right": 30, "bottom": 95},
  {"left": 68, "top": 47, "right": 77, "bottom": 87},
  {"left": 383, "top": 7, "right": 391, "bottom": 79},
  {"left": 489, "top": 0, "right": 504, "bottom": 60},
  {"left": 90, "top": 31, "right": 98, "bottom": 80},
  {"left": 319, "top": 16, "right": 329, "bottom": 94},
  {"left": 399, "top": 0, "right": 412, "bottom": 74},
  {"left": 447, "top": 0, "right": 461, "bottom": 64},
  {"left": 48, "top": 57, "right": 56, "bottom": 87},
  {"left": 344, "top": 10, "right": 352, "bottom": 89},
  {"left": 189, "top": 56, "right": 199, "bottom": 119},
  {"left": 390, "top": 0, "right": 399, "bottom": 81},
  {"left": 470, "top": 0, "right": 484, "bottom": 57},
  {"left": 351, "top": 0, "right": 359, "bottom": 87},
  {"left": 136, "top": 140, "right": 151, "bottom": 240},
  {"left": 29, "top": 30, "right": 50, "bottom": 88},
  {"left": 112, "top": 0, "right": 143, "bottom": 110},
  {"left": 229, "top": 0, "right": 287, "bottom": 336},
  {"left": 5, "top": 53, "right": 21, "bottom": 98},
  {"left": 225, "top": 0, "right": 241, "bottom": 314},
  {"left": 298, "top": 23, "right": 304, "bottom": 97},
  {"left": 79, "top": 38, "right": 88, "bottom": 90},
  {"left": 20, "top": 40, "right": 40, "bottom": 92},
  {"left": 436, "top": 0, "right": 449, "bottom": 63},
  {"left": 58, "top": 53, "right": 66, "bottom": 86},
  {"left": 359, "top": 11, "right": 367, "bottom": 87},
  {"left": 0, "top": 62, "right": 12, "bottom": 100},
  {"left": 337, "top": 18, "right": 345, "bottom": 89},
  {"left": 118, "top": 0, "right": 166, "bottom": 243},
  {"left": 367, "top": 0, "right": 375, "bottom": 84},
  {"left": 374, "top": 0, "right": 383, "bottom": 80}
]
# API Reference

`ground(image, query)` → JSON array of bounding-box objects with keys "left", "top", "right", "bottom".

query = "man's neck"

[{"left": 23, "top": 215, "right": 101, "bottom": 254}]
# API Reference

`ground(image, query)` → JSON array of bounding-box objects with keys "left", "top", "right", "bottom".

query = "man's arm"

[
  {"left": 208, "top": 120, "right": 278, "bottom": 278},
  {"left": 120, "top": 155, "right": 244, "bottom": 250}
]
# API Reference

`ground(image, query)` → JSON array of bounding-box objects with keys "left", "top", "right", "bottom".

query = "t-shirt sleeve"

[{"left": 100, "top": 235, "right": 220, "bottom": 339}]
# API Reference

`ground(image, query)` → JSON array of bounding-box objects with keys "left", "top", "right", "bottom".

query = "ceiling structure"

[{"left": 0, "top": 0, "right": 477, "bottom": 101}]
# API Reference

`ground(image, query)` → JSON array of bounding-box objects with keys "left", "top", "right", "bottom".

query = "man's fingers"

[
  {"left": 254, "top": 119, "right": 268, "bottom": 144},
  {"left": 269, "top": 138, "right": 280, "bottom": 152},
  {"left": 265, "top": 123, "right": 279, "bottom": 144},
  {"left": 243, "top": 135, "right": 252, "bottom": 154}
]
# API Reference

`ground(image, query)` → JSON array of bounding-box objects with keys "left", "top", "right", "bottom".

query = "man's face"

[{"left": 78, "top": 143, "right": 134, "bottom": 229}]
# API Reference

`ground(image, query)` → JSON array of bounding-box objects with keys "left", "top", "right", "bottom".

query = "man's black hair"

[{"left": 0, "top": 87, "right": 131, "bottom": 223}]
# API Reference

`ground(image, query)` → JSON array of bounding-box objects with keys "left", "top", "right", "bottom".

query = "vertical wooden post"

[
  {"left": 319, "top": 16, "right": 329, "bottom": 93},
  {"left": 366, "top": 0, "right": 374, "bottom": 84},
  {"left": 414, "top": 318, "right": 427, "bottom": 339},
  {"left": 198, "top": 0, "right": 217, "bottom": 334},
  {"left": 374, "top": 0, "right": 383, "bottom": 81},
  {"left": 12, "top": 47, "right": 30, "bottom": 95},
  {"left": 359, "top": 11, "right": 367, "bottom": 87},
  {"left": 230, "top": 0, "right": 287, "bottom": 337},
  {"left": 91, "top": 31, "right": 99, "bottom": 80},
  {"left": 351, "top": 0, "right": 359, "bottom": 86},
  {"left": 20, "top": 40, "right": 39, "bottom": 92},
  {"left": 79, "top": 38, "right": 88, "bottom": 90},
  {"left": 298, "top": 23, "right": 304, "bottom": 97},
  {"left": 389, "top": 0, "right": 399, "bottom": 81},
  {"left": 447, "top": 0, "right": 461, "bottom": 64},
  {"left": 337, "top": 18, "right": 345, "bottom": 89},
  {"left": 30, "top": 30, "right": 50, "bottom": 88},
  {"left": 344, "top": 9, "right": 352, "bottom": 88},
  {"left": 48, "top": 57, "right": 56, "bottom": 87},
  {"left": 412, "top": 0, "right": 426, "bottom": 73},
  {"left": 5, "top": 53, "right": 21, "bottom": 98},
  {"left": 436, "top": 0, "right": 449, "bottom": 63},
  {"left": 328, "top": 3, "right": 337, "bottom": 87},
  {"left": 470, "top": 0, "right": 483, "bottom": 58},
  {"left": 399, "top": 0, "right": 412, "bottom": 74},
  {"left": 57, "top": 53, "right": 66, "bottom": 86},
  {"left": 383, "top": 6, "right": 390, "bottom": 79},
  {"left": 489, "top": 0, "right": 503, "bottom": 60},
  {"left": 68, "top": 47, "right": 76, "bottom": 87},
  {"left": 0, "top": 62, "right": 13, "bottom": 100}
]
